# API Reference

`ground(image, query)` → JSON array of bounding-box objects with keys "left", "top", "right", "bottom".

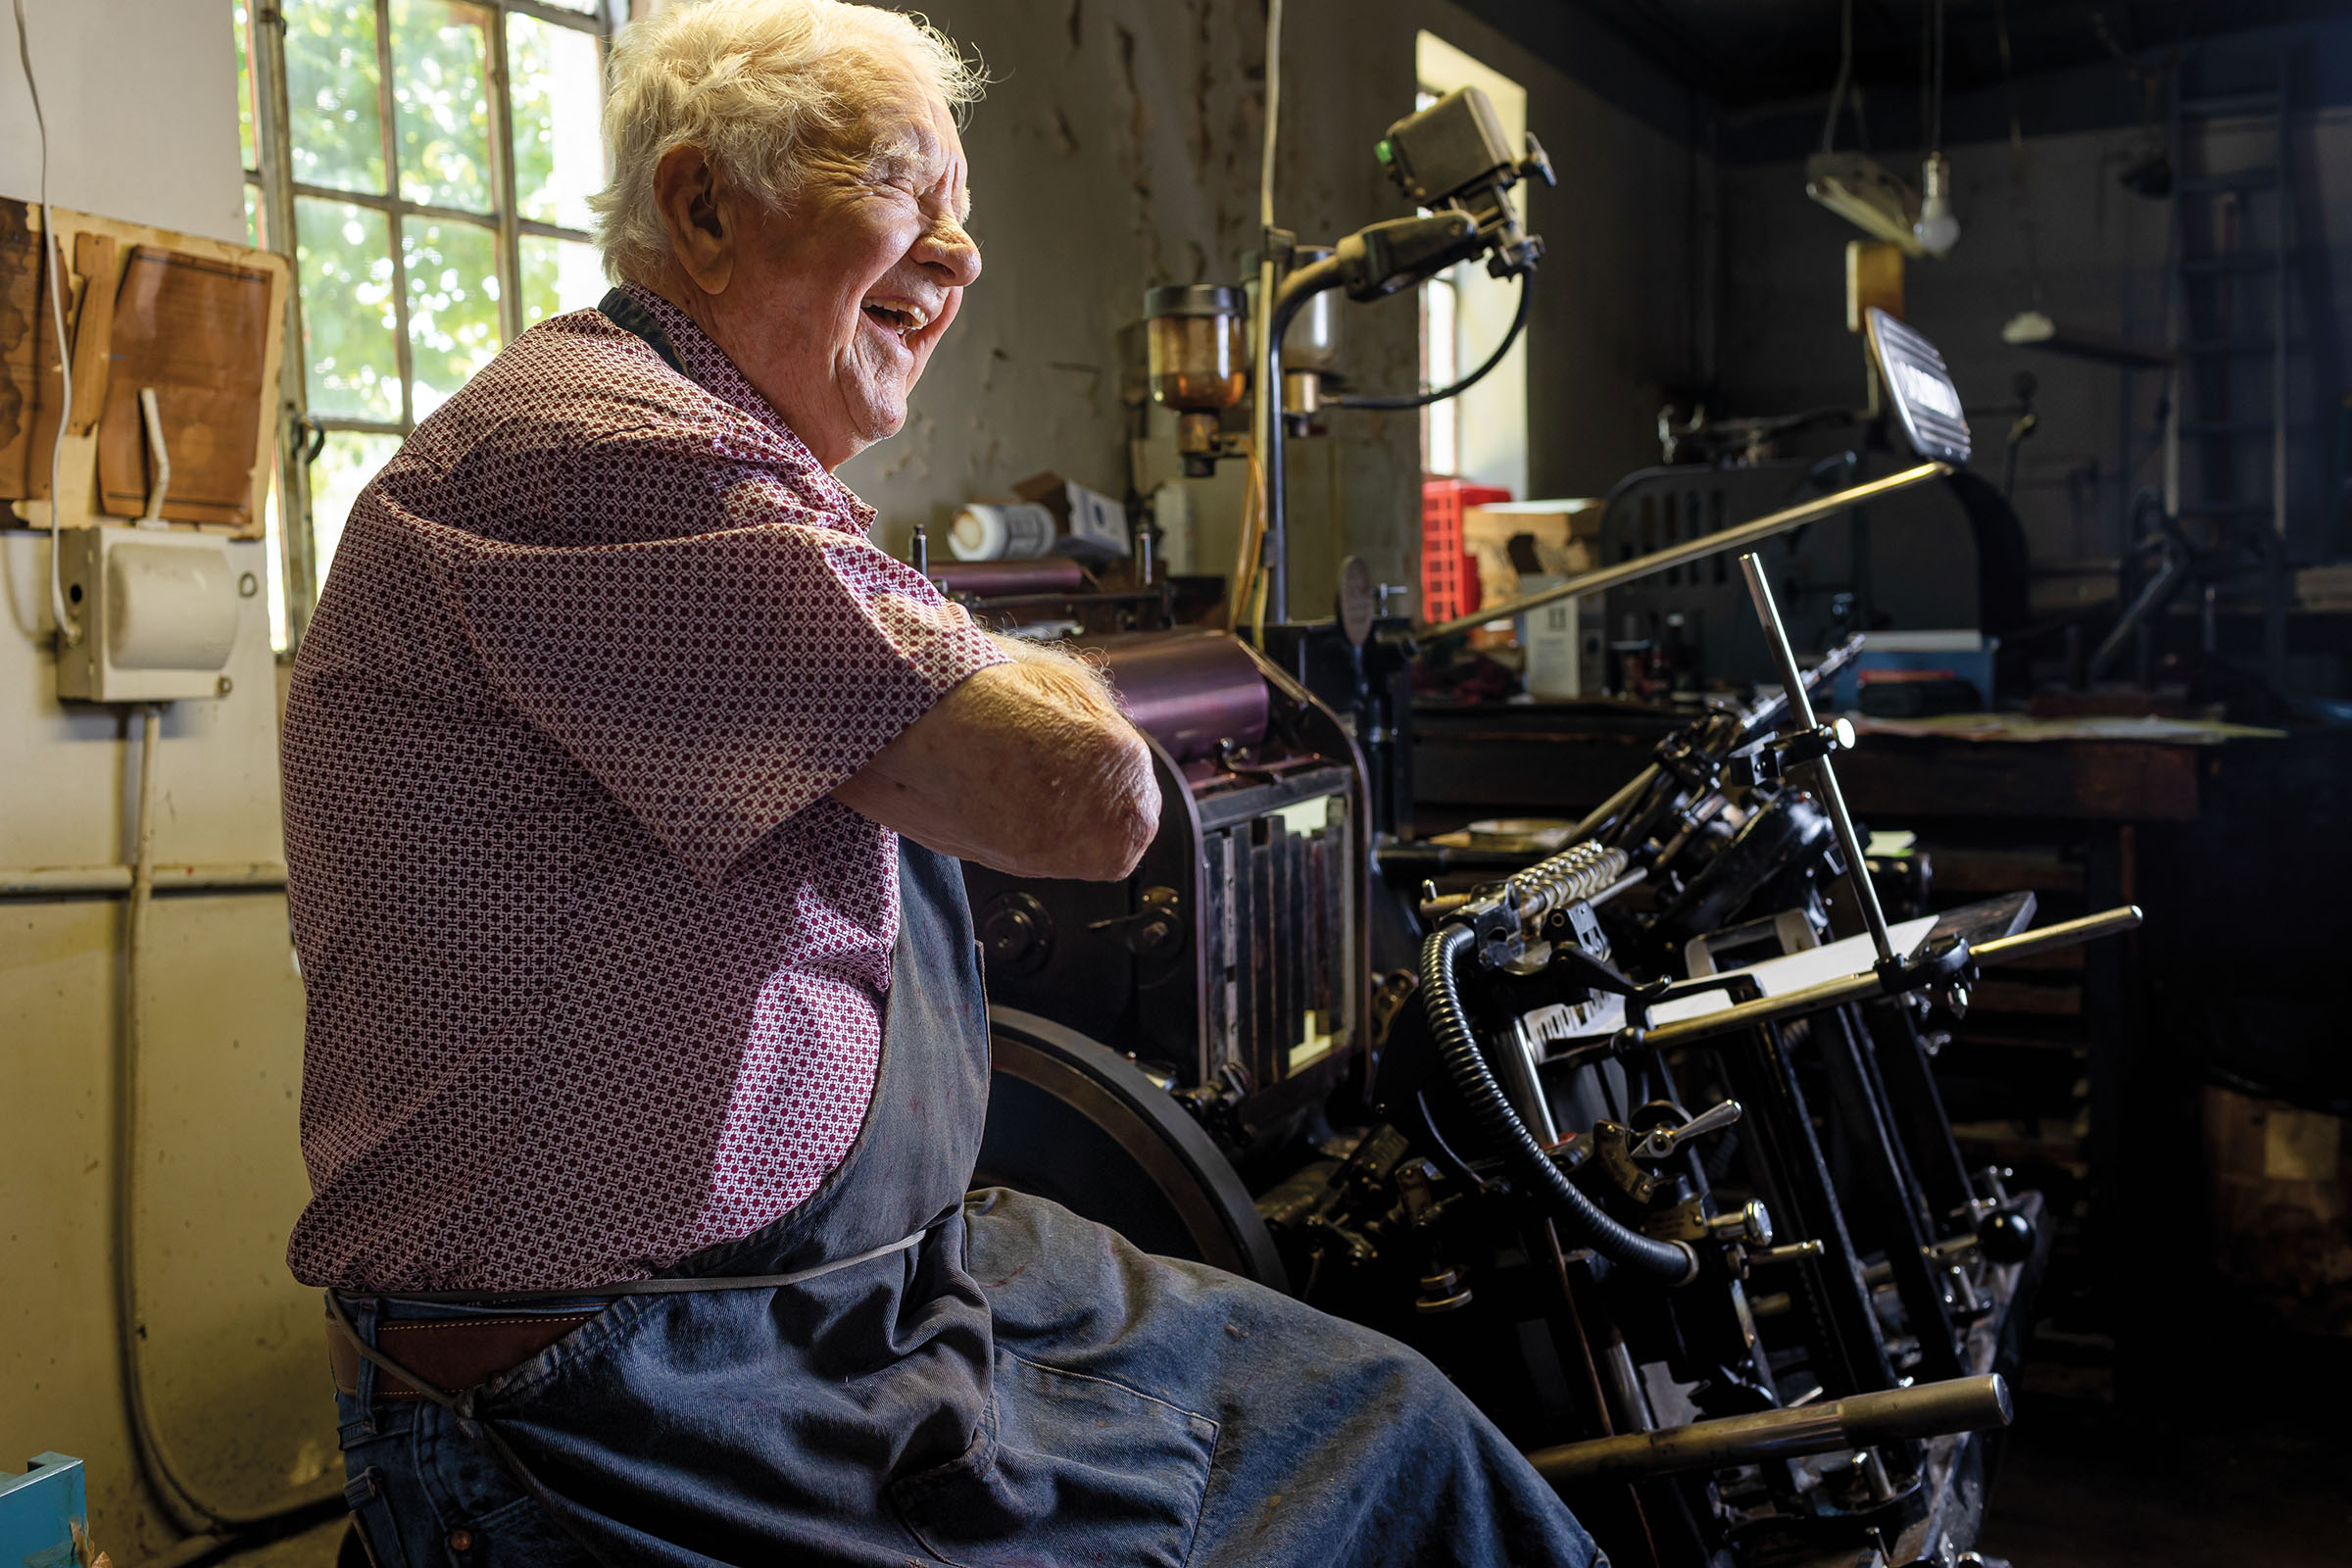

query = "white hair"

[{"left": 592, "top": 0, "right": 985, "bottom": 283}]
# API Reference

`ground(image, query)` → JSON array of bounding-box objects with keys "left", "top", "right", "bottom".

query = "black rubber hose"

[
  {"left": 1335, "top": 272, "right": 1532, "bottom": 411},
  {"left": 1420, "top": 923, "right": 1698, "bottom": 1284}
]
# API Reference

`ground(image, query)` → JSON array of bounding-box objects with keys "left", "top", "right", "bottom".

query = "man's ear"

[{"left": 654, "top": 144, "right": 734, "bottom": 296}]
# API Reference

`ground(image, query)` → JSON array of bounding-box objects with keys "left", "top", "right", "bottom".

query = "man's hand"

[{"left": 834, "top": 636, "right": 1160, "bottom": 881}]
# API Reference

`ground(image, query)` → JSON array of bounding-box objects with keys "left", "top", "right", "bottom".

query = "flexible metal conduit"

[
  {"left": 111, "top": 708, "right": 341, "bottom": 1539},
  {"left": 1420, "top": 922, "right": 1697, "bottom": 1284}
]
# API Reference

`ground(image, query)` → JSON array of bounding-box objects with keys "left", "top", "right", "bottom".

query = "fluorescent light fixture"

[{"left": 1806, "top": 152, "right": 1924, "bottom": 257}]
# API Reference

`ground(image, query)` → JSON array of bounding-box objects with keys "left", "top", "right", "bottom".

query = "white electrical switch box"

[{"left": 54, "top": 525, "right": 241, "bottom": 703}]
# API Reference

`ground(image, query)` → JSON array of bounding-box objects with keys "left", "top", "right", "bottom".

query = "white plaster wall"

[{"left": 0, "top": 0, "right": 335, "bottom": 1558}]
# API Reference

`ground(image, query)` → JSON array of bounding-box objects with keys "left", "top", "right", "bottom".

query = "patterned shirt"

[{"left": 282, "top": 283, "right": 1006, "bottom": 1293}]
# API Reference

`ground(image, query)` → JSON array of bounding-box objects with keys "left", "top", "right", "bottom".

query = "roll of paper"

[{"left": 949, "top": 502, "right": 1056, "bottom": 561}]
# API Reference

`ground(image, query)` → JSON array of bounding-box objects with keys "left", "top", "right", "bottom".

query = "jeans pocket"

[
  {"left": 891, "top": 1351, "right": 1219, "bottom": 1568},
  {"left": 413, "top": 1404, "right": 598, "bottom": 1568},
  {"left": 343, "top": 1468, "right": 421, "bottom": 1568}
]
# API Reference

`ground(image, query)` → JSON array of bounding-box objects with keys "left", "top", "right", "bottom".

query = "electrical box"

[{"left": 54, "top": 525, "right": 241, "bottom": 703}]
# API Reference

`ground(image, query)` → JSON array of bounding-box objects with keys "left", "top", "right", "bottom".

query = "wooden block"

[
  {"left": 65, "top": 232, "right": 116, "bottom": 436},
  {"left": 23, "top": 230, "right": 68, "bottom": 500},
  {"left": 1846, "top": 239, "right": 1904, "bottom": 332}
]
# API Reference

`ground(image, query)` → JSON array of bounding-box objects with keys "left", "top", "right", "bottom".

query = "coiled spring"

[{"left": 1507, "top": 841, "right": 1629, "bottom": 930}]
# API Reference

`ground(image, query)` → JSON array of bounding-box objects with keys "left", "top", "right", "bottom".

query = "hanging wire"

[
  {"left": 1820, "top": 0, "right": 1856, "bottom": 153},
  {"left": 14, "top": 0, "right": 78, "bottom": 645},
  {"left": 1992, "top": 0, "right": 2047, "bottom": 309},
  {"left": 1931, "top": 0, "right": 1947, "bottom": 154}
]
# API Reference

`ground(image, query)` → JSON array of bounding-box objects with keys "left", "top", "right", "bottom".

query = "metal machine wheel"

[{"left": 978, "top": 1006, "right": 1289, "bottom": 1291}]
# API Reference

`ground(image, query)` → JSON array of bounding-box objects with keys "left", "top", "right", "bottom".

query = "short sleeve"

[{"left": 416, "top": 496, "right": 1007, "bottom": 886}]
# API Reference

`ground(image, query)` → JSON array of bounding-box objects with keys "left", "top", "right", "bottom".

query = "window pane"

[
  {"left": 233, "top": 4, "right": 257, "bottom": 171},
  {"left": 392, "top": 0, "right": 494, "bottom": 213},
  {"left": 404, "top": 217, "right": 501, "bottom": 416},
  {"left": 284, "top": 0, "right": 386, "bottom": 194},
  {"left": 296, "top": 197, "right": 403, "bottom": 420},
  {"left": 311, "top": 431, "right": 404, "bottom": 580},
  {"left": 1423, "top": 276, "right": 1457, "bottom": 477},
  {"left": 244, "top": 182, "right": 262, "bottom": 249},
  {"left": 509, "top": 16, "right": 605, "bottom": 230},
  {"left": 520, "top": 235, "right": 606, "bottom": 328}
]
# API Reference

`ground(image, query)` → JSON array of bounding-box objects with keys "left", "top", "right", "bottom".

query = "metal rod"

[
  {"left": 1524, "top": 1373, "right": 2012, "bottom": 1485},
  {"left": 1740, "top": 553, "right": 1894, "bottom": 965},
  {"left": 1638, "top": 906, "right": 2144, "bottom": 1050},
  {"left": 0, "top": 863, "right": 291, "bottom": 899},
  {"left": 1423, "top": 462, "right": 1950, "bottom": 639}
]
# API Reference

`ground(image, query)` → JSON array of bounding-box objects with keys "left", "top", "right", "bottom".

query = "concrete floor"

[
  {"left": 211, "top": 1514, "right": 345, "bottom": 1568},
  {"left": 209, "top": 1384, "right": 2352, "bottom": 1568}
]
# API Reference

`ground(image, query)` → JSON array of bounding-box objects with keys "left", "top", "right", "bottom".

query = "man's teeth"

[{"left": 863, "top": 302, "right": 931, "bottom": 336}]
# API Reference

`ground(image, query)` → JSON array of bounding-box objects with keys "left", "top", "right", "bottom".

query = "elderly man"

[{"left": 290, "top": 2, "right": 1598, "bottom": 1564}]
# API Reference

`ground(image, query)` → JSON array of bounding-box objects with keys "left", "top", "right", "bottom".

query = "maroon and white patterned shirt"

[{"left": 282, "top": 284, "right": 1006, "bottom": 1293}]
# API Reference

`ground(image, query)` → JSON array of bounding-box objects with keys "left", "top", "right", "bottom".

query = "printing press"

[
  {"left": 970, "top": 592, "right": 2136, "bottom": 1566},
  {"left": 955, "top": 107, "right": 2141, "bottom": 1562}
]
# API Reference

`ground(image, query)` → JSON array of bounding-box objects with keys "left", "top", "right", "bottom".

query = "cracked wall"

[{"left": 838, "top": 0, "right": 1716, "bottom": 615}]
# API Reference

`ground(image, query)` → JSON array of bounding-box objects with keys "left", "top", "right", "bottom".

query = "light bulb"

[{"left": 1914, "top": 153, "right": 1961, "bottom": 257}]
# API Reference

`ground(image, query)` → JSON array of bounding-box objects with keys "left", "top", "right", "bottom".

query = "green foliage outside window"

[{"left": 240, "top": 0, "right": 609, "bottom": 612}]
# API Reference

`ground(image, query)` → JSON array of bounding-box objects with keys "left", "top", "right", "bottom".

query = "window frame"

[{"left": 239, "top": 0, "right": 617, "bottom": 648}]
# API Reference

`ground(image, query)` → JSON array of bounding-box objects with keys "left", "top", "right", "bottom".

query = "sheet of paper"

[{"left": 1646, "top": 914, "right": 1941, "bottom": 1025}]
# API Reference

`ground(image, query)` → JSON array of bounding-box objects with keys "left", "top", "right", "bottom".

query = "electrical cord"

[
  {"left": 13, "top": 0, "right": 78, "bottom": 644},
  {"left": 1334, "top": 270, "right": 1532, "bottom": 412},
  {"left": 1418, "top": 922, "right": 1698, "bottom": 1284},
  {"left": 1819, "top": 0, "right": 1855, "bottom": 154}
]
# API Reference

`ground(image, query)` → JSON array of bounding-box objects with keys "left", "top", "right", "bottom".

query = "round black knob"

[
  {"left": 979, "top": 893, "right": 1054, "bottom": 975},
  {"left": 1978, "top": 1207, "right": 2035, "bottom": 1265}
]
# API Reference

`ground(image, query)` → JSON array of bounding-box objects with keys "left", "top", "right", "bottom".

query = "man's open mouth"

[{"left": 861, "top": 299, "right": 933, "bottom": 339}]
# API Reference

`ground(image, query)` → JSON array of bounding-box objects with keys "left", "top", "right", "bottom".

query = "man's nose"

[{"left": 918, "top": 218, "right": 981, "bottom": 288}]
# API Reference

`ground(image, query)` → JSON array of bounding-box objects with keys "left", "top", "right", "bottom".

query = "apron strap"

[{"left": 597, "top": 286, "right": 688, "bottom": 375}]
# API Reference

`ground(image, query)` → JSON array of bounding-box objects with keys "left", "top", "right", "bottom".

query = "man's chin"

[{"left": 853, "top": 400, "right": 910, "bottom": 446}]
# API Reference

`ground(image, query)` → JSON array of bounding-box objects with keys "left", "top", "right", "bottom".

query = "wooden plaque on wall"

[{"left": 93, "top": 245, "right": 272, "bottom": 527}]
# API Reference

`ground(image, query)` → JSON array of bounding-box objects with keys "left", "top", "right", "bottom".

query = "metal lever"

[
  {"left": 1738, "top": 553, "right": 1895, "bottom": 968},
  {"left": 1632, "top": 1100, "right": 1742, "bottom": 1161},
  {"left": 1523, "top": 1373, "right": 2013, "bottom": 1484}
]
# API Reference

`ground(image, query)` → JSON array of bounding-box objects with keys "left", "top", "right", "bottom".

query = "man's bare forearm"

[{"left": 833, "top": 635, "right": 1161, "bottom": 881}]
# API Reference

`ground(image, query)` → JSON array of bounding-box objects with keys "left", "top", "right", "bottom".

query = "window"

[
  {"left": 1413, "top": 34, "right": 1528, "bottom": 501},
  {"left": 1413, "top": 89, "right": 1460, "bottom": 478},
  {"left": 234, "top": 0, "right": 614, "bottom": 645}
]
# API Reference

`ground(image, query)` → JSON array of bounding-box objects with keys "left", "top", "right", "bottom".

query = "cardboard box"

[
  {"left": 1464, "top": 500, "right": 1602, "bottom": 613},
  {"left": 1013, "top": 470, "right": 1130, "bottom": 562}
]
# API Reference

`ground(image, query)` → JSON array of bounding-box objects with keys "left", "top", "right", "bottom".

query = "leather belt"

[
  {"left": 323, "top": 1226, "right": 937, "bottom": 1400},
  {"left": 326, "top": 1308, "right": 599, "bottom": 1400}
]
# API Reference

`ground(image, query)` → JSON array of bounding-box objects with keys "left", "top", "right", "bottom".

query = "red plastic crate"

[{"left": 1421, "top": 479, "right": 1512, "bottom": 623}]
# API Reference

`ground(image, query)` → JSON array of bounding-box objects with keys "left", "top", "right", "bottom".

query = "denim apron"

[{"left": 331, "top": 844, "right": 1598, "bottom": 1567}]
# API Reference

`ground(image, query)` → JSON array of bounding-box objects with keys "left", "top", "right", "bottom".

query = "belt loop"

[{"left": 328, "top": 1291, "right": 379, "bottom": 1421}]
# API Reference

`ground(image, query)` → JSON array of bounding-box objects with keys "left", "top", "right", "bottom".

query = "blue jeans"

[{"left": 331, "top": 1194, "right": 1602, "bottom": 1568}]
